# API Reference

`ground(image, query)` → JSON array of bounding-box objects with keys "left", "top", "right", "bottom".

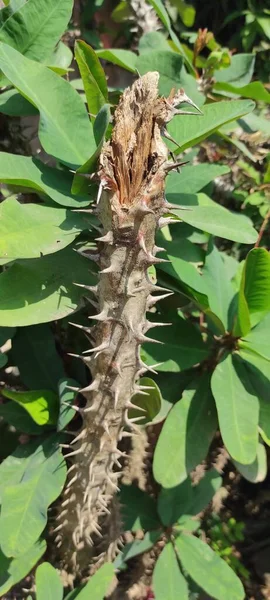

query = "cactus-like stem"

[{"left": 57, "top": 73, "right": 200, "bottom": 571}]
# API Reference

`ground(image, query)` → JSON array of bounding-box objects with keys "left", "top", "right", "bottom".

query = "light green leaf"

[
  {"left": 214, "top": 81, "right": 270, "bottom": 103},
  {"left": 74, "top": 563, "right": 114, "bottom": 600},
  {"left": 0, "top": 43, "right": 95, "bottom": 168},
  {"left": 136, "top": 50, "right": 204, "bottom": 106},
  {"left": 166, "top": 164, "right": 230, "bottom": 195},
  {"left": 0, "top": 246, "right": 96, "bottom": 326},
  {"left": 214, "top": 54, "right": 255, "bottom": 86},
  {"left": 0, "top": 437, "right": 66, "bottom": 556},
  {"left": 0, "top": 198, "right": 92, "bottom": 259},
  {"left": 171, "top": 193, "right": 257, "bottom": 244},
  {"left": 75, "top": 40, "right": 108, "bottom": 116},
  {"left": 147, "top": 0, "right": 194, "bottom": 70},
  {"left": 36, "top": 563, "right": 63, "bottom": 600},
  {"left": 129, "top": 377, "right": 162, "bottom": 425},
  {"left": 158, "top": 469, "right": 221, "bottom": 526},
  {"left": 119, "top": 485, "right": 160, "bottom": 532},
  {"left": 153, "top": 374, "right": 217, "bottom": 487},
  {"left": 233, "top": 443, "right": 267, "bottom": 483},
  {"left": 138, "top": 31, "right": 172, "bottom": 53},
  {"left": 241, "top": 313, "right": 270, "bottom": 361},
  {"left": 211, "top": 354, "right": 259, "bottom": 464},
  {"left": 153, "top": 542, "right": 189, "bottom": 600},
  {"left": 0, "top": 540, "right": 46, "bottom": 597},
  {"left": 175, "top": 534, "right": 245, "bottom": 600},
  {"left": 202, "top": 240, "right": 234, "bottom": 329},
  {"left": 168, "top": 100, "right": 255, "bottom": 153},
  {"left": 1, "top": 388, "right": 58, "bottom": 426},
  {"left": 173, "top": 0, "right": 196, "bottom": 27},
  {"left": 0, "top": 0, "right": 73, "bottom": 62},
  {"left": 238, "top": 347, "right": 270, "bottom": 404},
  {"left": 57, "top": 378, "right": 79, "bottom": 431},
  {"left": 236, "top": 249, "right": 270, "bottom": 330},
  {"left": 96, "top": 48, "right": 137, "bottom": 72},
  {"left": 0, "top": 152, "right": 91, "bottom": 207},
  {"left": 143, "top": 316, "right": 209, "bottom": 372}
]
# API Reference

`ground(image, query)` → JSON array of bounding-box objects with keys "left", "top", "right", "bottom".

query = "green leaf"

[
  {"left": 147, "top": 0, "right": 194, "bottom": 70},
  {"left": 0, "top": 88, "right": 38, "bottom": 116},
  {"left": 143, "top": 316, "right": 209, "bottom": 373},
  {"left": 0, "top": 246, "right": 96, "bottom": 326},
  {"left": 241, "top": 313, "right": 270, "bottom": 361},
  {"left": 153, "top": 542, "right": 189, "bottom": 600},
  {"left": 239, "top": 347, "right": 270, "bottom": 404},
  {"left": 214, "top": 54, "right": 255, "bottom": 86},
  {"left": 95, "top": 48, "right": 137, "bottom": 72},
  {"left": 173, "top": 0, "right": 196, "bottom": 27},
  {"left": 211, "top": 354, "right": 259, "bottom": 464},
  {"left": 0, "top": 198, "right": 92, "bottom": 259},
  {"left": 175, "top": 534, "right": 245, "bottom": 600},
  {"left": 138, "top": 31, "right": 172, "bottom": 53},
  {"left": 233, "top": 443, "right": 267, "bottom": 483},
  {"left": 236, "top": 249, "right": 270, "bottom": 330},
  {"left": 214, "top": 81, "right": 270, "bottom": 103},
  {"left": 0, "top": 437, "right": 50, "bottom": 499},
  {"left": 73, "top": 563, "right": 114, "bottom": 600},
  {"left": 233, "top": 248, "right": 252, "bottom": 337},
  {"left": 1, "top": 388, "right": 58, "bottom": 426},
  {"left": 158, "top": 468, "right": 222, "bottom": 526},
  {"left": 202, "top": 240, "right": 234, "bottom": 329},
  {"left": 153, "top": 375, "right": 217, "bottom": 487},
  {"left": 114, "top": 531, "right": 161, "bottom": 570},
  {"left": 36, "top": 562, "right": 63, "bottom": 600},
  {"left": 11, "top": 325, "right": 65, "bottom": 391},
  {"left": 0, "top": 540, "right": 46, "bottom": 597},
  {"left": 136, "top": 51, "right": 204, "bottom": 106},
  {"left": 75, "top": 40, "right": 108, "bottom": 116},
  {"left": 168, "top": 100, "right": 255, "bottom": 154},
  {"left": 0, "top": 436, "right": 66, "bottom": 556},
  {"left": 119, "top": 485, "right": 160, "bottom": 532},
  {"left": 57, "top": 378, "right": 78, "bottom": 431},
  {"left": 0, "top": 0, "right": 73, "bottom": 62},
  {"left": 171, "top": 193, "right": 257, "bottom": 244},
  {"left": 0, "top": 43, "right": 95, "bottom": 168},
  {"left": 0, "top": 401, "right": 47, "bottom": 435},
  {"left": 128, "top": 377, "right": 162, "bottom": 425},
  {"left": 166, "top": 164, "right": 230, "bottom": 195},
  {"left": 0, "top": 152, "right": 91, "bottom": 207}
]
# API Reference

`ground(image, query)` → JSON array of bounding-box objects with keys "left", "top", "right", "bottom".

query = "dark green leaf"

[
  {"left": 153, "top": 542, "right": 189, "bottom": 600},
  {"left": 138, "top": 31, "right": 171, "bottom": 53},
  {"left": 202, "top": 240, "right": 234, "bottom": 329},
  {"left": 128, "top": 377, "right": 162, "bottom": 425},
  {"left": 0, "top": 43, "right": 95, "bottom": 168},
  {"left": 119, "top": 485, "right": 160, "bottom": 532},
  {"left": 214, "top": 54, "right": 255, "bottom": 86},
  {"left": 233, "top": 443, "right": 267, "bottom": 483},
  {"left": 236, "top": 249, "right": 270, "bottom": 330},
  {"left": 36, "top": 562, "right": 63, "bottom": 600},
  {"left": 0, "top": 540, "right": 46, "bottom": 597},
  {"left": 238, "top": 347, "right": 270, "bottom": 403},
  {"left": 75, "top": 40, "right": 108, "bottom": 116},
  {"left": 175, "top": 534, "right": 245, "bottom": 600},
  {"left": 0, "top": 326, "right": 16, "bottom": 346},
  {"left": 0, "top": 88, "right": 38, "bottom": 116},
  {"left": 241, "top": 313, "right": 270, "bottom": 361},
  {"left": 114, "top": 531, "right": 161, "bottom": 570},
  {"left": 211, "top": 354, "right": 259, "bottom": 464},
  {"left": 1, "top": 388, "right": 58, "bottom": 426},
  {"left": 0, "top": 402, "right": 47, "bottom": 435}
]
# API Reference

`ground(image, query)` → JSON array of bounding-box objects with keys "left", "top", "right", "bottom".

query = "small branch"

[{"left": 255, "top": 209, "right": 270, "bottom": 249}]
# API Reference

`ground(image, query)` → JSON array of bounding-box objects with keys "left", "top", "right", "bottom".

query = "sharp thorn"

[
  {"left": 95, "top": 231, "right": 113, "bottom": 244},
  {"left": 147, "top": 292, "right": 174, "bottom": 307},
  {"left": 73, "top": 282, "right": 98, "bottom": 294},
  {"left": 99, "top": 264, "right": 116, "bottom": 274},
  {"left": 82, "top": 342, "right": 110, "bottom": 355}
]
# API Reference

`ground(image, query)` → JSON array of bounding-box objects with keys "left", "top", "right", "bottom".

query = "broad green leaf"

[
  {"left": 158, "top": 238, "right": 206, "bottom": 297},
  {"left": 153, "top": 375, "right": 217, "bottom": 487},
  {"left": 0, "top": 88, "right": 38, "bottom": 116},
  {"left": 72, "top": 104, "right": 111, "bottom": 195},
  {"left": 57, "top": 378, "right": 78, "bottom": 431},
  {"left": 136, "top": 50, "right": 204, "bottom": 106},
  {"left": 138, "top": 31, "right": 172, "bottom": 53},
  {"left": 129, "top": 377, "right": 162, "bottom": 425},
  {"left": 233, "top": 248, "right": 254, "bottom": 337},
  {"left": 214, "top": 81, "right": 270, "bottom": 103},
  {"left": 96, "top": 48, "right": 137, "bottom": 72},
  {"left": 75, "top": 40, "right": 108, "bottom": 116},
  {"left": 114, "top": 531, "right": 161, "bottom": 570},
  {"left": 0, "top": 0, "right": 73, "bottom": 62},
  {"left": 11, "top": 324, "right": 65, "bottom": 391},
  {"left": 158, "top": 469, "right": 222, "bottom": 526},
  {"left": 48, "top": 40, "right": 73, "bottom": 70},
  {"left": 147, "top": 0, "right": 193, "bottom": 69},
  {"left": 0, "top": 246, "right": 96, "bottom": 326},
  {"left": 237, "top": 249, "right": 270, "bottom": 330},
  {"left": 0, "top": 152, "right": 91, "bottom": 207},
  {"left": 214, "top": 54, "right": 255, "bottom": 86},
  {"left": 211, "top": 354, "right": 259, "bottom": 464},
  {"left": 143, "top": 316, "right": 209, "bottom": 372},
  {"left": 166, "top": 164, "right": 230, "bottom": 195},
  {"left": 238, "top": 347, "right": 270, "bottom": 404},
  {"left": 36, "top": 563, "right": 63, "bottom": 600},
  {"left": 73, "top": 563, "right": 114, "bottom": 600},
  {"left": 171, "top": 193, "right": 257, "bottom": 244},
  {"left": 175, "top": 534, "right": 245, "bottom": 600},
  {"left": 202, "top": 240, "right": 234, "bottom": 329},
  {"left": 168, "top": 100, "right": 255, "bottom": 154},
  {"left": 0, "top": 540, "right": 46, "bottom": 597},
  {"left": 233, "top": 443, "right": 267, "bottom": 483},
  {"left": 1, "top": 388, "right": 58, "bottom": 426},
  {"left": 0, "top": 43, "right": 95, "bottom": 168},
  {"left": 0, "top": 198, "right": 92, "bottom": 259},
  {"left": 119, "top": 485, "right": 160, "bottom": 532},
  {"left": 0, "top": 437, "right": 66, "bottom": 556},
  {"left": 153, "top": 542, "right": 189, "bottom": 600},
  {"left": 0, "top": 401, "right": 47, "bottom": 435},
  {"left": 241, "top": 313, "right": 270, "bottom": 361}
]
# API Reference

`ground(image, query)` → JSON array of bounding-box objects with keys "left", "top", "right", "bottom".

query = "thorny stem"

[{"left": 56, "top": 72, "right": 201, "bottom": 573}]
